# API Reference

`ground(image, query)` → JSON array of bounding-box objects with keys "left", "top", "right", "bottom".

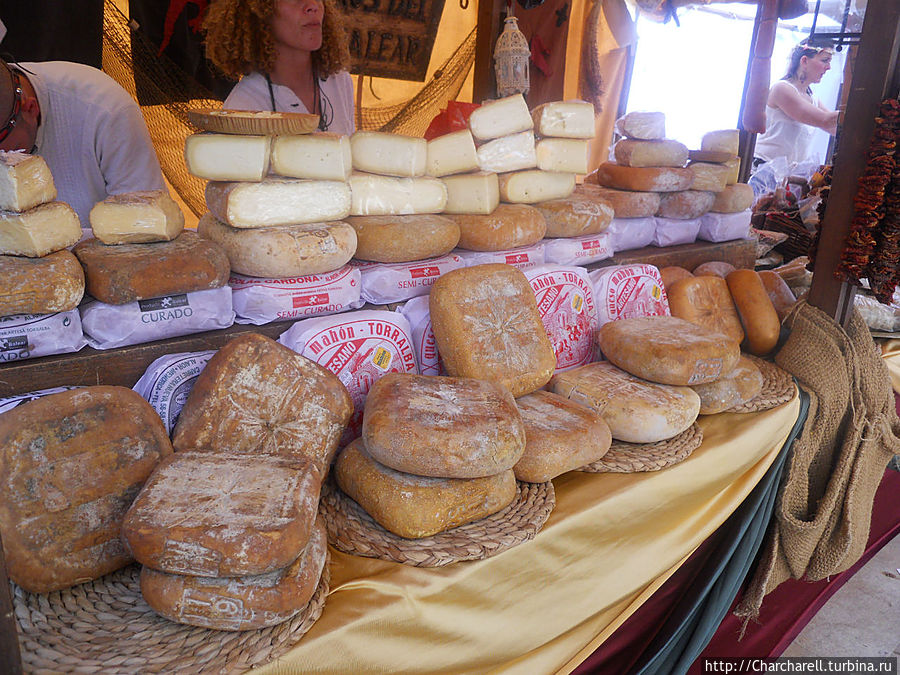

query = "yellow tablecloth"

[
  {"left": 880, "top": 339, "right": 900, "bottom": 394},
  {"left": 253, "top": 392, "right": 801, "bottom": 675}
]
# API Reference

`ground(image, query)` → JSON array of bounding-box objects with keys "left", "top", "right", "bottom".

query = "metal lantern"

[{"left": 493, "top": 15, "right": 530, "bottom": 98}]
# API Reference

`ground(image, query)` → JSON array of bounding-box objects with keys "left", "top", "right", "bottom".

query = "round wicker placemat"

[
  {"left": 578, "top": 422, "right": 703, "bottom": 473},
  {"left": 728, "top": 355, "right": 795, "bottom": 413},
  {"left": 319, "top": 479, "right": 555, "bottom": 567},
  {"left": 187, "top": 108, "right": 319, "bottom": 135},
  {"left": 13, "top": 554, "right": 331, "bottom": 674}
]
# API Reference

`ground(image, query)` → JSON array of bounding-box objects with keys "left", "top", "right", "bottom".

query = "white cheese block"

[
  {"left": 711, "top": 183, "right": 755, "bottom": 213},
  {"left": 701, "top": 129, "right": 740, "bottom": 155},
  {"left": 0, "top": 151, "right": 57, "bottom": 212},
  {"left": 426, "top": 130, "right": 479, "bottom": 177},
  {"left": 350, "top": 131, "right": 427, "bottom": 177},
  {"left": 613, "top": 138, "right": 689, "bottom": 168},
  {"left": 441, "top": 171, "right": 500, "bottom": 215},
  {"left": 349, "top": 172, "right": 447, "bottom": 215},
  {"left": 723, "top": 156, "right": 741, "bottom": 185},
  {"left": 468, "top": 94, "right": 533, "bottom": 141},
  {"left": 476, "top": 130, "right": 537, "bottom": 173},
  {"left": 687, "top": 162, "right": 730, "bottom": 193},
  {"left": 498, "top": 170, "right": 575, "bottom": 204},
  {"left": 184, "top": 133, "right": 271, "bottom": 182},
  {"left": 531, "top": 100, "right": 595, "bottom": 139},
  {"left": 89, "top": 190, "right": 185, "bottom": 244},
  {"left": 205, "top": 178, "right": 351, "bottom": 228},
  {"left": 536, "top": 138, "right": 589, "bottom": 174},
  {"left": 271, "top": 132, "right": 352, "bottom": 181},
  {"left": 614, "top": 111, "right": 666, "bottom": 140},
  {"left": 0, "top": 202, "right": 82, "bottom": 257}
]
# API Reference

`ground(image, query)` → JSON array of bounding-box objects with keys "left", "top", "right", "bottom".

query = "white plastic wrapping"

[
  {"left": 133, "top": 351, "right": 215, "bottom": 434},
  {"left": 475, "top": 130, "right": 537, "bottom": 173},
  {"left": 605, "top": 217, "right": 656, "bottom": 252},
  {"left": 354, "top": 254, "right": 465, "bottom": 304},
  {"left": 524, "top": 265, "right": 598, "bottom": 371},
  {"left": 652, "top": 216, "right": 703, "bottom": 247},
  {"left": 543, "top": 232, "right": 613, "bottom": 267},
  {"left": 0, "top": 386, "right": 80, "bottom": 414},
  {"left": 697, "top": 209, "right": 753, "bottom": 243},
  {"left": 0, "top": 310, "right": 86, "bottom": 362},
  {"left": 589, "top": 264, "right": 670, "bottom": 330},
  {"left": 230, "top": 266, "right": 363, "bottom": 325},
  {"left": 453, "top": 243, "right": 545, "bottom": 270},
  {"left": 80, "top": 286, "right": 234, "bottom": 350},
  {"left": 349, "top": 173, "right": 448, "bottom": 216},
  {"left": 396, "top": 295, "right": 443, "bottom": 376}
]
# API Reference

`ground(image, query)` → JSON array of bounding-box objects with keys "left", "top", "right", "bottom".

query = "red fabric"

[{"left": 423, "top": 101, "right": 480, "bottom": 140}]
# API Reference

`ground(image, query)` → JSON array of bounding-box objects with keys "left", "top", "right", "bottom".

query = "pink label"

[
  {"left": 529, "top": 270, "right": 597, "bottom": 371},
  {"left": 604, "top": 266, "right": 668, "bottom": 320}
]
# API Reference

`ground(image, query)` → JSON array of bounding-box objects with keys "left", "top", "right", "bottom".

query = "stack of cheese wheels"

[
  {"left": 335, "top": 373, "right": 525, "bottom": 538},
  {"left": 186, "top": 128, "right": 357, "bottom": 278},
  {"left": 123, "top": 333, "right": 353, "bottom": 631},
  {"left": 0, "top": 152, "right": 84, "bottom": 317},
  {"left": 690, "top": 130, "right": 756, "bottom": 215}
]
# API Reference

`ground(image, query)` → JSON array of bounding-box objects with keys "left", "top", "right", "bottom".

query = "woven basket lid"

[{"left": 187, "top": 108, "right": 319, "bottom": 135}]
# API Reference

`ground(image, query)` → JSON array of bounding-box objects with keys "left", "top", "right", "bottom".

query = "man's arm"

[{"left": 95, "top": 99, "right": 166, "bottom": 196}]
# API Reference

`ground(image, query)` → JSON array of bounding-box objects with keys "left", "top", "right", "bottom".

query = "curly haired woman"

[{"left": 204, "top": 0, "right": 355, "bottom": 134}]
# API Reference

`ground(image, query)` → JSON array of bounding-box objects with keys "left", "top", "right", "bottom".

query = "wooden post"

[
  {"left": 473, "top": 0, "right": 504, "bottom": 102},
  {"left": 736, "top": 3, "right": 763, "bottom": 184},
  {"left": 807, "top": 2, "right": 900, "bottom": 325},
  {"left": 0, "top": 531, "right": 23, "bottom": 675}
]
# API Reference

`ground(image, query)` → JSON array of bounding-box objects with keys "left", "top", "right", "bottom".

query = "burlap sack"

[{"left": 735, "top": 300, "right": 900, "bottom": 622}]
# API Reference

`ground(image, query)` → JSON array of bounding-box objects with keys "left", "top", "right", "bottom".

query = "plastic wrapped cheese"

[
  {"left": 453, "top": 242, "right": 546, "bottom": 270},
  {"left": 614, "top": 111, "right": 666, "bottom": 140},
  {"left": 133, "top": 351, "right": 216, "bottom": 434},
  {"left": 354, "top": 253, "right": 465, "bottom": 304},
  {"left": 588, "top": 264, "right": 670, "bottom": 329},
  {"left": 349, "top": 173, "right": 447, "bottom": 215},
  {"left": 534, "top": 194, "right": 613, "bottom": 238},
  {"left": 656, "top": 190, "right": 715, "bottom": 220},
  {"left": 468, "top": 94, "right": 533, "bottom": 141},
  {"left": 604, "top": 217, "right": 656, "bottom": 252},
  {"left": 652, "top": 216, "right": 702, "bottom": 247},
  {"left": 475, "top": 130, "right": 537, "bottom": 173},
  {"left": 229, "top": 266, "right": 363, "bottom": 325},
  {"left": 206, "top": 179, "right": 352, "bottom": 228},
  {"left": 543, "top": 232, "right": 613, "bottom": 266},
  {"left": 0, "top": 310, "right": 86, "bottom": 362},
  {"left": 697, "top": 209, "right": 752, "bottom": 242},
  {"left": 531, "top": 101, "right": 595, "bottom": 139},
  {"left": 613, "top": 139, "right": 688, "bottom": 168},
  {"left": 396, "top": 295, "right": 443, "bottom": 376}
]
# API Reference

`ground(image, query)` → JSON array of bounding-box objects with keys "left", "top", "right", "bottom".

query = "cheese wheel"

[
  {"left": 430, "top": 263, "right": 557, "bottom": 397},
  {"left": 198, "top": 212, "right": 356, "bottom": 276},
  {"left": 613, "top": 138, "right": 689, "bottom": 168},
  {"left": 476, "top": 130, "right": 537, "bottom": 173},
  {"left": 576, "top": 184, "right": 660, "bottom": 218},
  {"left": 347, "top": 214, "right": 458, "bottom": 262},
  {"left": 687, "top": 162, "right": 730, "bottom": 193},
  {"left": 690, "top": 356, "right": 763, "bottom": 414},
  {"left": 0, "top": 201, "right": 81, "bottom": 257},
  {"left": 514, "top": 390, "right": 611, "bottom": 482},
  {"left": 531, "top": 100, "right": 595, "bottom": 139},
  {"left": 441, "top": 171, "right": 500, "bottom": 215},
  {"left": 426, "top": 129, "right": 479, "bottom": 177},
  {"left": 184, "top": 133, "right": 271, "bottom": 182},
  {"left": 592, "top": 162, "right": 693, "bottom": 192},
  {"left": 711, "top": 183, "right": 754, "bottom": 213},
  {"left": 350, "top": 131, "right": 427, "bottom": 177},
  {"left": 659, "top": 266, "right": 693, "bottom": 291},
  {"left": 206, "top": 178, "right": 352, "bottom": 227},
  {"left": 758, "top": 269, "right": 797, "bottom": 322},
  {"left": 446, "top": 203, "right": 546, "bottom": 251},
  {"left": 0, "top": 250, "right": 84, "bottom": 316},
  {"left": 362, "top": 373, "right": 525, "bottom": 478},
  {"left": 498, "top": 170, "right": 576, "bottom": 203},
  {"left": 549, "top": 361, "right": 700, "bottom": 443},
  {"left": 534, "top": 194, "right": 613, "bottom": 237},
  {"left": 701, "top": 129, "right": 740, "bottom": 155},
  {"left": 335, "top": 439, "right": 517, "bottom": 539},
  {"left": 656, "top": 190, "right": 715, "bottom": 220},
  {"left": 468, "top": 94, "right": 533, "bottom": 141},
  {"left": 535, "top": 138, "right": 589, "bottom": 174},
  {"left": 667, "top": 275, "right": 745, "bottom": 344},
  {"left": 693, "top": 261, "right": 737, "bottom": 278},
  {"left": 0, "top": 151, "right": 57, "bottom": 211},
  {"left": 725, "top": 269, "right": 781, "bottom": 356},
  {"left": 596, "top": 315, "right": 741, "bottom": 385},
  {"left": 614, "top": 111, "right": 666, "bottom": 140},
  {"left": 271, "top": 132, "right": 352, "bottom": 181}
]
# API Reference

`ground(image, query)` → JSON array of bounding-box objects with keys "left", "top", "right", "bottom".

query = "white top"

[
  {"left": 224, "top": 70, "right": 355, "bottom": 136},
  {"left": 24, "top": 61, "right": 165, "bottom": 227},
  {"left": 754, "top": 100, "right": 818, "bottom": 167}
]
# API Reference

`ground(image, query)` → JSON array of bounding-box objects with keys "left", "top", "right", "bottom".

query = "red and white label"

[
  {"left": 454, "top": 243, "right": 545, "bottom": 271},
  {"left": 543, "top": 232, "right": 613, "bottom": 266},
  {"left": 354, "top": 254, "right": 465, "bottom": 304},
  {"left": 397, "top": 295, "right": 444, "bottom": 377},
  {"left": 589, "top": 264, "right": 670, "bottom": 328}
]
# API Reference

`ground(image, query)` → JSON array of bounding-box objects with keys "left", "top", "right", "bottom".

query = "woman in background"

[{"left": 203, "top": 0, "right": 355, "bottom": 135}]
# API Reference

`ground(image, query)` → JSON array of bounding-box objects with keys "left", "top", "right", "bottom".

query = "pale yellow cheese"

[
  {"left": 205, "top": 178, "right": 351, "bottom": 228},
  {"left": 723, "top": 157, "right": 741, "bottom": 185},
  {"left": 498, "top": 170, "right": 575, "bottom": 204},
  {"left": 350, "top": 131, "right": 427, "bottom": 177},
  {"left": 426, "top": 130, "right": 479, "bottom": 177},
  {"left": 535, "top": 138, "right": 589, "bottom": 174},
  {"left": 476, "top": 130, "right": 537, "bottom": 173},
  {"left": 89, "top": 190, "right": 185, "bottom": 244},
  {"left": 701, "top": 129, "right": 740, "bottom": 155},
  {"left": 0, "top": 202, "right": 82, "bottom": 257},
  {"left": 711, "top": 183, "right": 754, "bottom": 213},
  {"left": 349, "top": 172, "right": 447, "bottom": 215},
  {"left": 271, "top": 132, "right": 352, "bottom": 181},
  {"left": 687, "top": 162, "right": 730, "bottom": 193},
  {"left": 184, "top": 133, "right": 271, "bottom": 182},
  {"left": 613, "top": 138, "right": 689, "bottom": 168},
  {"left": 531, "top": 101, "right": 595, "bottom": 139},
  {"left": 614, "top": 111, "right": 666, "bottom": 140},
  {"left": 441, "top": 171, "right": 500, "bottom": 215},
  {"left": 468, "top": 94, "right": 533, "bottom": 141},
  {"left": 0, "top": 151, "right": 57, "bottom": 212}
]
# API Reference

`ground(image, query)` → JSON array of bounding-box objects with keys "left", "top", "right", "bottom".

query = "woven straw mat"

[
  {"left": 728, "top": 354, "right": 796, "bottom": 413},
  {"left": 578, "top": 422, "right": 703, "bottom": 473},
  {"left": 319, "top": 479, "right": 555, "bottom": 566}
]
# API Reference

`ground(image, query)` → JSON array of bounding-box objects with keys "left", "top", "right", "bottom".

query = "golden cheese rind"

[
  {"left": 446, "top": 203, "right": 546, "bottom": 252},
  {"left": 667, "top": 275, "right": 745, "bottom": 345},
  {"left": 347, "top": 214, "right": 459, "bottom": 263},
  {"left": 690, "top": 356, "right": 764, "bottom": 414},
  {"left": 592, "top": 162, "right": 693, "bottom": 192},
  {"left": 534, "top": 194, "right": 613, "bottom": 238},
  {"left": 576, "top": 184, "right": 660, "bottom": 219},
  {"left": 0, "top": 250, "right": 84, "bottom": 316},
  {"left": 725, "top": 269, "right": 781, "bottom": 356}
]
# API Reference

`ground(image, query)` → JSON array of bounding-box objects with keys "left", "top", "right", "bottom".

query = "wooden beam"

[
  {"left": 736, "top": 2, "right": 763, "bottom": 184},
  {"left": 807, "top": 2, "right": 900, "bottom": 325},
  {"left": 473, "top": 0, "right": 504, "bottom": 102}
]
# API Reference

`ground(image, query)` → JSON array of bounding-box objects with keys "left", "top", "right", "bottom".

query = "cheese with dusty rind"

[
  {"left": 73, "top": 231, "right": 230, "bottom": 305},
  {"left": 596, "top": 315, "right": 741, "bottom": 386},
  {"left": 198, "top": 212, "right": 355, "bottom": 277},
  {"left": 656, "top": 190, "right": 715, "bottom": 220},
  {"left": 349, "top": 172, "right": 447, "bottom": 215},
  {"left": 575, "top": 184, "right": 660, "bottom": 218},
  {"left": 690, "top": 356, "right": 763, "bottom": 414},
  {"left": 426, "top": 129, "right": 479, "bottom": 177},
  {"left": 549, "top": 362, "right": 700, "bottom": 443},
  {"left": 667, "top": 275, "right": 745, "bottom": 344},
  {"left": 140, "top": 516, "right": 327, "bottom": 630},
  {"left": 687, "top": 162, "right": 730, "bottom": 193},
  {"left": 531, "top": 101, "right": 595, "bottom": 139},
  {"left": 335, "top": 439, "right": 517, "bottom": 538},
  {"left": 350, "top": 131, "right": 427, "bottom": 177},
  {"left": 0, "top": 386, "right": 173, "bottom": 593},
  {"left": 271, "top": 132, "right": 352, "bottom": 181},
  {"left": 0, "top": 151, "right": 57, "bottom": 212},
  {"left": 535, "top": 138, "right": 589, "bottom": 174},
  {"left": 591, "top": 163, "right": 693, "bottom": 192},
  {"left": 613, "top": 139, "right": 689, "bottom": 168},
  {"left": 89, "top": 190, "right": 185, "bottom": 244},
  {"left": 535, "top": 194, "right": 613, "bottom": 238},
  {"left": 711, "top": 183, "right": 754, "bottom": 213},
  {"left": 498, "top": 170, "right": 575, "bottom": 203},
  {"left": 184, "top": 133, "right": 272, "bottom": 182},
  {"left": 0, "top": 250, "right": 84, "bottom": 316},
  {"left": 206, "top": 179, "right": 351, "bottom": 228},
  {"left": 514, "top": 390, "right": 611, "bottom": 482},
  {"left": 446, "top": 203, "right": 546, "bottom": 251},
  {"left": 429, "top": 263, "right": 556, "bottom": 397},
  {"left": 348, "top": 214, "right": 458, "bottom": 262},
  {"left": 0, "top": 201, "right": 81, "bottom": 257},
  {"left": 468, "top": 94, "right": 533, "bottom": 141},
  {"left": 362, "top": 373, "right": 526, "bottom": 479},
  {"left": 441, "top": 171, "right": 500, "bottom": 215},
  {"left": 614, "top": 111, "right": 666, "bottom": 140},
  {"left": 701, "top": 129, "right": 740, "bottom": 155}
]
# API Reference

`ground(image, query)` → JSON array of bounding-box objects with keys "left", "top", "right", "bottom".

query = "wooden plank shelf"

[{"left": 594, "top": 237, "right": 758, "bottom": 272}]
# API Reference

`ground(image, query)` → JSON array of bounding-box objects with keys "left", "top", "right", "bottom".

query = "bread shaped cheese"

[
  {"left": 656, "top": 190, "right": 715, "bottom": 219},
  {"left": 89, "top": 190, "right": 185, "bottom": 245},
  {"left": 693, "top": 261, "right": 736, "bottom": 278},
  {"left": 206, "top": 178, "right": 352, "bottom": 227},
  {"left": 0, "top": 201, "right": 81, "bottom": 257},
  {"left": 0, "top": 151, "right": 57, "bottom": 211},
  {"left": 596, "top": 315, "right": 740, "bottom": 385},
  {"left": 534, "top": 194, "right": 613, "bottom": 238},
  {"left": 690, "top": 356, "right": 763, "bottom": 414},
  {"left": 614, "top": 111, "right": 665, "bottom": 140},
  {"left": 531, "top": 100, "right": 595, "bottom": 139},
  {"left": 613, "top": 139, "right": 688, "bottom": 168},
  {"left": 576, "top": 184, "right": 660, "bottom": 218},
  {"left": 0, "top": 250, "right": 84, "bottom": 316},
  {"left": 426, "top": 129, "right": 479, "bottom": 177},
  {"left": 271, "top": 132, "right": 353, "bottom": 181},
  {"left": 667, "top": 275, "right": 745, "bottom": 344},
  {"left": 711, "top": 183, "right": 754, "bottom": 213},
  {"left": 350, "top": 131, "right": 427, "bottom": 177},
  {"left": 184, "top": 133, "right": 272, "bottom": 182},
  {"left": 468, "top": 94, "right": 533, "bottom": 141},
  {"left": 430, "top": 264, "right": 557, "bottom": 397},
  {"left": 725, "top": 269, "right": 781, "bottom": 356},
  {"left": 447, "top": 203, "right": 546, "bottom": 251},
  {"left": 592, "top": 162, "right": 693, "bottom": 192},
  {"left": 348, "top": 214, "right": 458, "bottom": 262},
  {"left": 659, "top": 266, "right": 693, "bottom": 291},
  {"left": 758, "top": 269, "right": 797, "bottom": 321},
  {"left": 549, "top": 362, "right": 700, "bottom": 443},
  {"left": 498, "top": 170, "right": 576, "bottom": 203},
  {"left": 514, "top": 390, "right": 611, "bottom": 482},
  {"left": 0, "top": 387, "right": 173, "bottom": 592},
  {"left": 335, "top": 439, "right": 517, "bottom": 539}
]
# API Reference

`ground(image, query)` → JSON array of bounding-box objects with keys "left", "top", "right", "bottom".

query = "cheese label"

[
  {"left": 0, "top": 310, "right": 86, "bottom": 361},
  {"left": 353, "top": 254, "right": 465, "bottom": 304},
  {"left": 453, "top": 243, "right": 545, "bottom": 271},
  {"left": 589, "top": 264, "right": 670, "bottom": 329},
  {"left": 133, "top": 351, "right": 216, "bottom": 434},
  {"left": 397, "top": 296, "right": 443, "bottom": 377},
  {"left": 543, "top": 232, "right": 613, "bottom": 266}
]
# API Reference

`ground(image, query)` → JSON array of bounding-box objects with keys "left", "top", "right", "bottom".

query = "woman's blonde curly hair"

[{"left": 203, "top": 0, "right": 351, "bottom": 80}]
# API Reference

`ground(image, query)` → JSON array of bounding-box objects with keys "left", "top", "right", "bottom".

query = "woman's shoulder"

[{"left": 223, "top": 72, "right": 269, "bottom": 110}]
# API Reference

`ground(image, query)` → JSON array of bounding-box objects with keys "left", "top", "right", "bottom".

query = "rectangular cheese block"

[
  {"left": 687, "top": 162, "right": 730, "bottom": 193},
  {"left": 614, "top": 111, "right": 666, "bottom": 140},
  {"left": 468, "top": 94, "right": 533, "bottom": 141},
  {"left": 184, "top": 133, "right": 271, "bottom": 182},
  {"left": 613, "top": 138, "right": 689, "bottom": 168},
  {"left": 0, "top": 201, "right": 82, "bottom": 257},
  {"left": 205, "top": 178, "right": 351, "bottom": 228},
  {"left": 349, "top": 172, "right": 447, "bottom": 215},
  {"left": 441, "top": 171, "right": 499, "bottom": 215},
  {"left": 476, "top": 130, "right": 537, "bottom": 173},
  {"left": 724, "top": 156, "right": 741, "bottom": 184},
  {"left": 701, "top": 129, "right": 740, "bottom": 155},
  {"left": 426, "top": 129, "right": 479, "bottom": 177},
  {"left": 536, "top": 138, "right": 589, "bottom": 174},
  {"left": 498, "top": 170, "right": 575, "bottom": 203},
  {"left": 89, "top": 189, "right": 185, "bottom": 244},
  {"left": 271, "top": 132, "right": 352, "bottom": 181},
  {"left": 0, "top": 250, "right": 84, "bottom": 317},
  {"left": 350, "top": 131, "right": 427, "bottom": 177},
  {"left": 531, "top": 100, "right": 595, "bottom": 139},
  {"left": 0, "top": 151, "right": 57, "bottom": 212}
]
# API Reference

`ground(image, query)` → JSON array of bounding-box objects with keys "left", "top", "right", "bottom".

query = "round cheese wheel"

[
  {"left": 591, "top": 162, "right": 693, "bottom": 192},
  {"left": 613, "top": 138, "right": 689, "bottom": 168},
  {"left": 667, "top": 275, "right": 745, "bottom": 344},
  {"left": 659, "top": 266, "right": 693, "bottom": 291},
  {"left": 597, "top": 315, "right": 741, "bottom": 386},
  {"left": 690, "top": 356, "right": 764, "bottom": 414},
  {"left": 347, "top": 214, "right": 459, "bottom": 262},
  {"left": 534, "top": 194, "right": 614, "bottom": 238},
  {"left": 446, "top": 203, "right": 546, "bottom": 252},
  {"left": 726, "top": 269, "right": 781, "bottom": 356},
  {"left": 656, "top": 190, "right": 716, "bottom": 220},
  {"left": 693, "top": 261, "right": 737, "bottom": 278},
  {"left": 575, "top": 184, "right": 660, "bottom": 218},
  {"left": 758, "top": 269, "right": 797, "bottom": 322}
]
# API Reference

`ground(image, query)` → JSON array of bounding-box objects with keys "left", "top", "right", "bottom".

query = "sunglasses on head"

[{"left": 0, "top": 66, "right": 23, "bottom": 144}]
